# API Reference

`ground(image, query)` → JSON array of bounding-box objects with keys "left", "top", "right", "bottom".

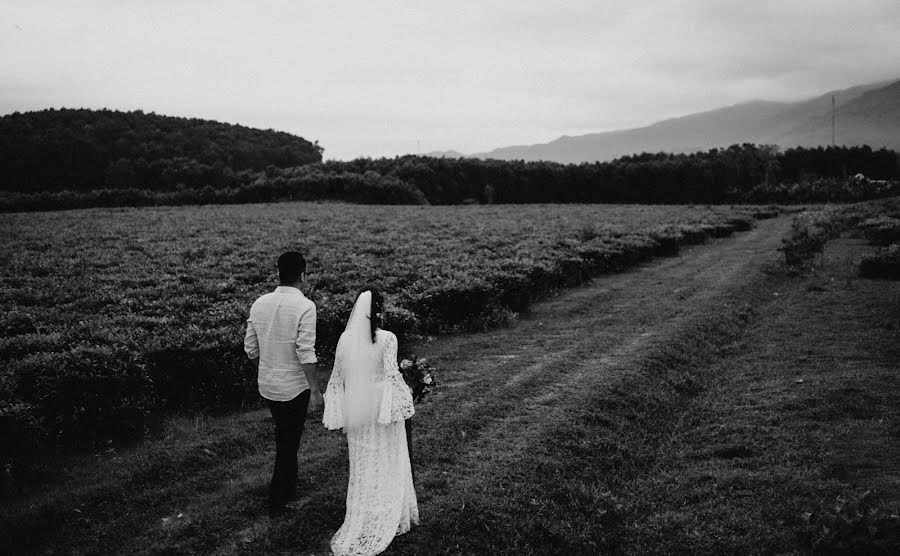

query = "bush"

[
  {"left": 1, "top": 203, "right": 758, "bottom": 476},
  {"left": 0, "top": 170, "right": 429, "bottom": 212},
  {"left": 799, "top": 490, "right": 900, "bottom": 554},
  {"left": 744, "top": 177, "right": 900, "bottom": 204},
  {"left": 146, "top": 345, "right": 251, "bottom": 410},
  {"left": 7, "top": 346, "right": 153, "bottom": 449},
  {"left": 781, "top": 206, "right": 849, "bottom": 270},
  {"left": 860, "top": 243, "right": 900, "bottom": 280},
  {"left": 859, "top": 216, "right": 900, "bottom": 246},
  {"left": 751, "top": 206, "right": 781, "bottom": 219},
  {"left": 0, "top": 401, "right": 46, "bottom": 480}
]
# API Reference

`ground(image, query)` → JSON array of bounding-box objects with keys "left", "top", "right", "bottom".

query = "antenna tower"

[{"left": 831, "top": 95, "right": 835, "bottom": 147}]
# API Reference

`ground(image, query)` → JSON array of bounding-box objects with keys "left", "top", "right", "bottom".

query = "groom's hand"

[
  {"left": 309, "top": 389, "right": 324, "bottom": 412},
  {"left": 301, "top": 363, "right": 322, "bottom": 413}
]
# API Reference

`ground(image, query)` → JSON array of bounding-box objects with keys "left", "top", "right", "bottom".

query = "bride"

[{"left": 323, "top": 288, "right": 418, "bottom": 556}]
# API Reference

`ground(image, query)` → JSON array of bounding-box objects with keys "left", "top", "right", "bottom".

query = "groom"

[{"left": 244, "top": 251, "right": 323, "bottom": 517}]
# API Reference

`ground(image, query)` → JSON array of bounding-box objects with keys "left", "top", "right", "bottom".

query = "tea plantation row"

[{"left": 0, "top": 202, "right": 764, "bottom": 473}]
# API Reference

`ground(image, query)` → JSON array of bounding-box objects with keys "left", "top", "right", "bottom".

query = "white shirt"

[{"left": 244, "top": 286, "right": 318, "bottom": 401}]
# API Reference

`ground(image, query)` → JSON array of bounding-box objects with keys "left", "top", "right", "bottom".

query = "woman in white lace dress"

[{"left": 323, "top": 289, "right": 418, "bottom": 556}]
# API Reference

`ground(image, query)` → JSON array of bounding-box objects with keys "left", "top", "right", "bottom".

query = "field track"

[{"left": 4, "top": 213, "right": 897, "bottom": 554}]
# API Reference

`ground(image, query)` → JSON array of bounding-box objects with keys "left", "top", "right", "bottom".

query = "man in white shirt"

[{"left": 244, "top": 251, "right": 323, "bottom": 517}]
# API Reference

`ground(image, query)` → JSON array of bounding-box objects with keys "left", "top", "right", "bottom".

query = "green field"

[
  {"left": 1, "top": 202, "right": 762, "bottom": 468},
  {"left": 1, "top": 201, "right": 897, "bottom": 554}
]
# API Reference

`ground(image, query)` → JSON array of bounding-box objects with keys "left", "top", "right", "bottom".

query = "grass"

[
  {"left": 618, "top": 236, "right": 899, "bottom": 554},
  {"left": 1, "top": 213, "right": 898, "bottom": 554},
  {"left": 1, "top": 202, "right": 763, "bottom": 467}
]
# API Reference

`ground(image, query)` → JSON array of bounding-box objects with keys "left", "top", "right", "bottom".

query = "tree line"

[
  {"left": 317, "top": 144, "right": 897, "bottom": 204},
  {"left": 1, "top": 108, "right": 898, "bottom": 210}
]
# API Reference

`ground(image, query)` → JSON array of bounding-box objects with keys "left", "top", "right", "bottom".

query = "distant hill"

[
  {"left": 774, "top": 79, "right": 900, "bottom": 149},
  {"left": 0, "top": 108, "right": 323, "bottom": 191},
  {"left": 472, "top": 79, "right": 900, "bottom": 163}
]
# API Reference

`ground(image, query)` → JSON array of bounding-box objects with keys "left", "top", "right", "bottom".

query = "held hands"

[
  {"left": 300, "top": 363, "right": 322, "bottom": 414},
  {"left": 309, "top": 388, "right": 324, "bottom": 413}
]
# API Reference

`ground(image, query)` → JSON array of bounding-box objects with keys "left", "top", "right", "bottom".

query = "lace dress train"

[{"left": 324, "top": 330, "right": 418, "bottom": 556}]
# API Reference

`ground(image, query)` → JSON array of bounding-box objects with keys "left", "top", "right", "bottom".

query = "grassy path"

[
  {"left": 3, "top": 214, "right": 897, "bottom": 554},
  {"left": 616, "top": 234, "right": 900, "bottom": 554}
]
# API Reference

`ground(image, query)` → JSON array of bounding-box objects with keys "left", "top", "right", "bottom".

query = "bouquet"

[
  {"left": 398, "top": 355, "right": 434, "bottom": 483},
  {"left": 399, "top": 355, "right": 435, "bottom": 404}
]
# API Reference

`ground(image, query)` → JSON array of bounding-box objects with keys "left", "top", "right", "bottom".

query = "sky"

[{"left": 2, "top": 1, "right": 899, "bottom": 160}]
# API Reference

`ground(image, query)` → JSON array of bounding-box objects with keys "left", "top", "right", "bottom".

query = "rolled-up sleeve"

[
  {"left": 295, "top": 303, "right": 318, "bottom": 364},
  {"left": 244, "top": 318, "right": 259, "bottom": 359}
]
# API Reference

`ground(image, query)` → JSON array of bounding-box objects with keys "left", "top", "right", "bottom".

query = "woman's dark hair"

[{"left": 362, "top": 287, "right": 384, "bottom": 343}]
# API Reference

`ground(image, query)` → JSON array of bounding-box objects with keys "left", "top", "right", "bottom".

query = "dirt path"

[
  {"left": 3, "top": 216, "right": 799, "bottom": 554},
  {"left": 404, "top": 215, "right": 792, "bottom": 469},
  {"left": 379, "top": 215, "right": 794, "bottom": 554}
]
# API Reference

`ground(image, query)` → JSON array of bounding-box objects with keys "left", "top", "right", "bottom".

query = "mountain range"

[{"left": 467, "top": 78, "right": 900, "bottom": 163}]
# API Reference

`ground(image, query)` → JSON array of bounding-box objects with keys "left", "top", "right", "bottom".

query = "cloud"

[{"left": 1, "top": 0, "right": 899, "bottom": 159}]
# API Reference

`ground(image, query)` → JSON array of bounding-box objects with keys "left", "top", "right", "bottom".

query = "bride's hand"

[{"left": 309, "top": 389, "right": 324, "bottom": 413}]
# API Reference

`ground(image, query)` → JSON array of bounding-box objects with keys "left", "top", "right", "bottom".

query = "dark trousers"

[{"left": 265, "top": 390, "right": 310, "bottom": 513}]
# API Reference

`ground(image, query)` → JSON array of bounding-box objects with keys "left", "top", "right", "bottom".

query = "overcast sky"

[{"left": 2, "top": 1, "right": 899, "bottom": 160}]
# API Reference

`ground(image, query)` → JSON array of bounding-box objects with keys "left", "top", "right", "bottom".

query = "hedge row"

[
  {"left": 860, "top": 244, "right": 900, "bottom": 280},
  {"left": 0, "top": 170, "right": 426, "bottom": 212},
  {"left": 1, "top": 203, "right": 759, "bottom": 478},
  {"left": 779, "top": 197, "right": 900, "bottom": 272}
]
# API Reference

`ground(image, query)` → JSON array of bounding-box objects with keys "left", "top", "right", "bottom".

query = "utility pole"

[{"left": 832, "top": 95, "right": 835, "bottom": 147}]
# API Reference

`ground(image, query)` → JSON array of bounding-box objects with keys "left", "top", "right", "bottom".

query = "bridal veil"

[{"left": 323, "top": 290, "right": 419, "bottom": 556}]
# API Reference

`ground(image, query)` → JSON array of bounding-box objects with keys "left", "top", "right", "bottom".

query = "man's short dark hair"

[{"left": 278, "top": 252, "right": 306, "bottom": 285}]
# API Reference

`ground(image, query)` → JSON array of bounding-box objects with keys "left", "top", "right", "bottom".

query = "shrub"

[
  {"left": 859, "top": 243, "right": 900, "bottom": 280},
  {"left": 781, "top": 206, "right": 849, "bottom": 270},
  {"left": 799, "top": 490, "right": 900, "bottom": 554},
  {"left": 0, "top": 310, "right": 41, "bottom": 335},
  {"left": 859, "top": 216, "right": 900, "bottom": 246},
  {"left": 0, "top": 401, "right": 46, "bottom": 479},
  {"left": 146, "top": 345, "right": 251, "bottom": 410},
  {"left": 8, "top": 346, "right": 153, "bottom": 448},
  {"left": 1, "top": 203, "right": 758, "bottom": 475},
  {"left": 751, "top": 206, "right": 781, "bottom": 219}
]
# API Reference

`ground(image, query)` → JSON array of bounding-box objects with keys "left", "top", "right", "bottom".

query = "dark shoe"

[{"left": 269, "top": 500, "right": 306, "bottom": 518}]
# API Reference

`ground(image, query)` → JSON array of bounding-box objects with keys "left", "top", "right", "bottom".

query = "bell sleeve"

[
  {"left": 322, "top": 337, "right": 346, "bottom": 430},
  {"left": 377, "top": 331, "right": 415, "bottom": 424}
]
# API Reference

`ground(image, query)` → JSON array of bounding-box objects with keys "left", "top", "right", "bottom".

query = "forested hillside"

[
  {"left": 1, "top": 108, "right": 898, "bottom": 211},
  {"left": 0, "top": 108, "right": 323, "bottom": 191}
]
